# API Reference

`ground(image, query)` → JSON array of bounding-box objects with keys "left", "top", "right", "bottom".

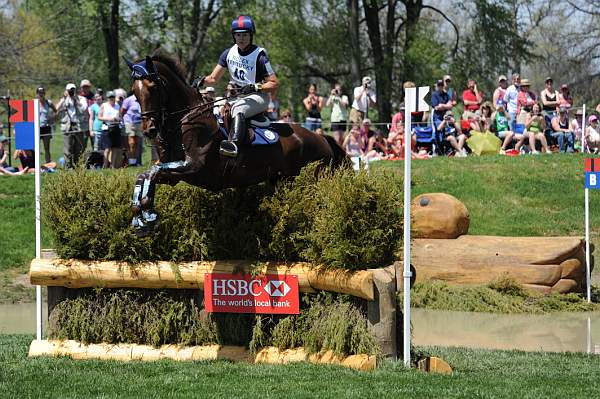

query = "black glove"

[
  {"left": 240, "top": 84, "right": 258, "bottom": 95},
  {"left": 191, "top": 75, "right": 206, "bottom": 90}
]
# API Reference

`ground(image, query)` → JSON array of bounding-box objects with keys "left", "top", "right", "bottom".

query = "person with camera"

[
  {"left": 350, "top": 76, "right": 376, "bottom": 125},
  {"left": 36, "top": 87, "right": 57, "bottom": 163},
  {"left": 432, "top": 79, "right": 453, "bottom": 133},
  {"left": 326, "top": 82, "right": 349, "bottom": 146},
  {"left": 192, "top": 15, "right": 279, "bottom": 158},
  {"left": 518, "top": 102, "right": 551, "bottom": 154},
  {"left": 303, "top": 83, "right": 324, "bottom": 131},
  {"left": 462, "top": 79, "right": 485, "bottom": 120},
  {"left": 56, "top": 82, "right": 88, "bottom": 169},
  {"left": 437, "top": 110, "right": 467, "bottom": 157}
]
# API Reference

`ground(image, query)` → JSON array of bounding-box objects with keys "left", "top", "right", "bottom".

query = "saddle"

[{"left": 219, "top": 103, "right": 279, "bottom": 146}]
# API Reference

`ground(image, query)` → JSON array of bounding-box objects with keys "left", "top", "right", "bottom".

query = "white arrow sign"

[{"left": 404, "top": 86, "right": 430, "bottom": 113}]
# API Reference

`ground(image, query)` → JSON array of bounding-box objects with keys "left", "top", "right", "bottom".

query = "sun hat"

[
  {"left": 576, "top": 109, "right": 583, "bottom": 116},
  {"left": 589, "top": 115, "right": 598, "bottom": 123},
  {"left": 544, "top": 77, "right": 553, "bottom": 83},
  {"left": 65, "top": 83, "right": 76, "bottom": 90},
  {"left": 520, "top": 79, "right": 531, "bottom": 86}
]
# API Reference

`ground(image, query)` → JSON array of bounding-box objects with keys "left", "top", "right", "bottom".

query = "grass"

[{"left": 2, "top": 334, "right": 600, "bottom": 398}]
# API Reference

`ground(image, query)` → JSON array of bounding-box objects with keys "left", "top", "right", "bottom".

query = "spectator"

[
  {"left": 480, "top": 102, "right": 494, "bottom": 131},
  {"left": 12, "top": 149, "right": 57, "bottom": 173},
  {"left": 443, "top": 75, "right": 457, "bottom": 107},
  {"left": 98, "top": 91, "right": 122, "bottom": 168},
  {"left": 326, "top": 82, "right": 349, "bottom": 147},
  {"left": 88, "top": 94, "right": 106, "bottom": 156},
  {"left": 350, "top": 76, "right": 376, "bottom": 125},
  {"left": 521, "top": 103, "right": 551, "bottom": 154},
  {"left": 390, "top": 111, "right": 403, "bottom": 137},
  {"left": 550, "top": 106, "right": 575, "bottom": 153},
  {"left": 503, "top": 73, "right": 520, "bottom": 132},
  {"left": 278, "top": 109, "right": 293, "bottom": 123},
  {"left": 56, "top": 82, "right": 88, "bottom": 169},
  {"left": 359, "top": 118, "right": 376, "bottom": 151},
  {"left": 559, "top": 84, "right": 573, "bottom": 109},
  {"left": 492, "top": 75, "right": 508, "bottom": 108},
  {"left": 79, "top": 79, "right": 95, "bottom": 151},
  {"left": 585, "top": 115, "right": 600, "bottom": 153},
  {"left": 0, "top": 135, "right": 22, "bottom": 174},
  {"left": 365, "top": 130, "right": 388, "bottom": 161},
  {"left": 540, "top": 77, "right": 559, "bottom": 127},
  {"left": 36, "top": 87, "right": 57, "bottom": 163},
  {"left": 570, "top": 108, "right": 584, "bottom": 150},
  {"left": 303, "top": 83, "right": 324, "bottom": 131},
  {"left": 438, "top": 110, "right": 467, "bottom": 157},
  {"left": 462, "top": 79, "right": 485, "bottom": 119},
  {"left": 120, "top": 92, "right": 143, "bottom": 167},
  {"left": 266, "top": 92, "right": 280, "bottom": 121},
  {"left": 516, "top": 79, "right": 536, "bottom": 123},
  {"left": 431, "top": 80, "right": 452, "bottom": 132},
  {"left": 342, "top": 126, "right": 365, "bottom": 168},
  {"left": 492, "top": 104, "right": 516, "bottom": 154}
]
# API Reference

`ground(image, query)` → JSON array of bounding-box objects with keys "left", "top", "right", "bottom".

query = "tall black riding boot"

[{"left": 220, "top": 114, "right": 246, "bottom": 157}]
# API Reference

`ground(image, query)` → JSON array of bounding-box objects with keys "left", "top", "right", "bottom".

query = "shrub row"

[
  {"left": 42, "top": 165, "right": 403, "bottom": 270},
  {"left": 48, "top": 289, "right": 380, "bottom": 356}
]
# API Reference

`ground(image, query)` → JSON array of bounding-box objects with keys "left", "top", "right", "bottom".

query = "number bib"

[{"left": 226, "top": 44, "right": 264, "bottom": 86}]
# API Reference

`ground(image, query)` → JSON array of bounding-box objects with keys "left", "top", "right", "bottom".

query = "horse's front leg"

[{"left": 130, "top": 159, "right": 196, "bottom": 235}]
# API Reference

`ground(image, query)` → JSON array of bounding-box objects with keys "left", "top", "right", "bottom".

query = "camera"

[{"left": 68, "top": 89, "right": 76, "bottom": 96}]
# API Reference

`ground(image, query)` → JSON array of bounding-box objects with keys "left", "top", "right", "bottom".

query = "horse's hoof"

[{"left": 131, "top": 211, "right": 159, "bottom": 236}]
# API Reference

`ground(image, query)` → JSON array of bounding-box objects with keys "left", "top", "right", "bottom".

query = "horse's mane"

[{"left": 150, "top": 49, "right": 189, "bottom": 85}]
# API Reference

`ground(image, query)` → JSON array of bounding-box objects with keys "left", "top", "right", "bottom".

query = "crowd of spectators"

[{"left": 2, "top": 71, "right": 598, "bottom": 176}]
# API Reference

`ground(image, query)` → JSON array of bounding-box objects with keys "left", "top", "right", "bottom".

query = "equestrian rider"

[{"left": 193, "top": 15, "right": 279, "bottom": 157}]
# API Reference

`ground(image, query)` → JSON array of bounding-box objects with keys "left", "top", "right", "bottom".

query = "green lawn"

[{"left": 1, "top": 334, "right": 599, "bottom": 398}]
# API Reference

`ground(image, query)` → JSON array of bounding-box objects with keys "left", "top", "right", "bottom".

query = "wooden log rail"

[
  {"left": 29, "top": 258, "right": 375, "bottom": 300},
  {"left": 28, "top": 340, "right": 377, "bottom": 371}
]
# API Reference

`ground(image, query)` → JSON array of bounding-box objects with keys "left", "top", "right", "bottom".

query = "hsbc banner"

[{"left": 204, "top": 273, "right": 300, "bottom": 314}]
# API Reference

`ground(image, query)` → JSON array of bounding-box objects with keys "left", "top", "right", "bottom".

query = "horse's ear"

[
  {"left": 145, "top": 56, "right": 156, "bottom": 73},
  {"left": 123, "top": 56, "right": 135, "bottom": 70}
]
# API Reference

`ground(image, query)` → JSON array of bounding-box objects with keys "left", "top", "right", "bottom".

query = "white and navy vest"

[{"left": 226, "top": 44, "right": 265, "bottom": 86}]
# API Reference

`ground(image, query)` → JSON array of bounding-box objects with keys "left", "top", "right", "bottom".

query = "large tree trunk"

[
  {"left": 100, "top": 0, "right": 120, "bottom": 88},
  {"left": 363, "top": 0, "right": 394, "bottom": 128},
  {"left": 347, "top": 0, "right": 362, "bottom": 83},
  {"left": 401, "top": 0, "right": 423, "bottom": 82}
]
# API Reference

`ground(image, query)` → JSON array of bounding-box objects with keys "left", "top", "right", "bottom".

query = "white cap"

[
  {"left": 65, "top": 83, "right": 76, "bottom": 90},
  {"left": 205, "top": 86, "right": 215, "bottom": 93},
  {"left": 362, "top": 76, "right": 372, "bottom": 84}
]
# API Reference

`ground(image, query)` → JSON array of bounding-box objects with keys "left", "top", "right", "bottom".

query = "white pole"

[
  {"left": 403, "top": 88, "right": 415, "bottom": 367},
  {"left": 34, "top": 99, "right": 42, "bottom": 340},
  {"left": 585, "top": 186, "right": 591, "bottom": 303},
  {"left": 582, "top": 104, "right": 587, "bottom": 153}
]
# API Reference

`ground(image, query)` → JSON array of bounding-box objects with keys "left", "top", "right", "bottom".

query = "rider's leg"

[{"left": 220, "top": 92, "right": 270, "bottom": 157}]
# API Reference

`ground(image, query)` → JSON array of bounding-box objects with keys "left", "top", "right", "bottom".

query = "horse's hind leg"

[{"left": 131, "top": 172, "right": 159, "bottom": 235}]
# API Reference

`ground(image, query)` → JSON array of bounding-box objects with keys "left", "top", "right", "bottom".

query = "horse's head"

[{"left": 125, "top": 56, "right": 166, "bottom": 140}]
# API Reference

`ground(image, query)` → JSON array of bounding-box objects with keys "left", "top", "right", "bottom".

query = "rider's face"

[{"left": 234, "top": 32, "right": 251, "bottom": 49}]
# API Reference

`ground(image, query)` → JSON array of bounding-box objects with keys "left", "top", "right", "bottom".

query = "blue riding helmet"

[{"left": 231, "top": 15, "right": 256, "bottom": 34}]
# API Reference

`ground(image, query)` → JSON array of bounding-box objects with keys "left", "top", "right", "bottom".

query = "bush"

[
  {"left": 42, "top": 165, "right": 403, "bottom": 270},
  {"left": 49, "top": 289, "right": 380, "bottom": 356}
]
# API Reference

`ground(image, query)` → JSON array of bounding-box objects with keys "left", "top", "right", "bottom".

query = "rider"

[{"left": 193, "top": 15, "right": 279, "bottom": 157}]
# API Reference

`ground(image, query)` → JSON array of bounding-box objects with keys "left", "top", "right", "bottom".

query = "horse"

[{"left": 124, "top": 53, "right": 348, "bottom": 234}]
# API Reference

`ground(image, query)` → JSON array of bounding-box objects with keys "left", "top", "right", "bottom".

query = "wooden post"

[{"left": 367, "top": 265, "right": 397, "bottom": 359}]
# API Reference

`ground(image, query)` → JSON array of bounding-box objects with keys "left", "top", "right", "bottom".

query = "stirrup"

[{"left": 219, "top": 140, "right": 238, "bottom": 157}]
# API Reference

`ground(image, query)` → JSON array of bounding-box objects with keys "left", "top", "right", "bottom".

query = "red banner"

[
  {"left": 204, "top": 273, "right": 300, "bottom": 314},
  {"left": 585, "top": 158, "right": 600, "bottom": 172},
  {"left": 9, "top": 99, "right": 35, "bottom": 123}
]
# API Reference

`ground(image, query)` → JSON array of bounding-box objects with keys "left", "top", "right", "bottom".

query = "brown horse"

[{"left": 124, "top": 53, "right": 347, "bottom": 233}]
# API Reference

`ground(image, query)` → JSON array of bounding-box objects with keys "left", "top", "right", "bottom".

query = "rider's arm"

[
  {"left": 204, "top": 65, "right": 227, "bottom": 86},
  {"left": 260, "top": 73, "right": 279, "bottom": 94}
]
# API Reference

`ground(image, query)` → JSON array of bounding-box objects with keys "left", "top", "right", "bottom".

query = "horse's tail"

[{"left": 323, "top": 134, "right": 351, "bottom": 170}]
